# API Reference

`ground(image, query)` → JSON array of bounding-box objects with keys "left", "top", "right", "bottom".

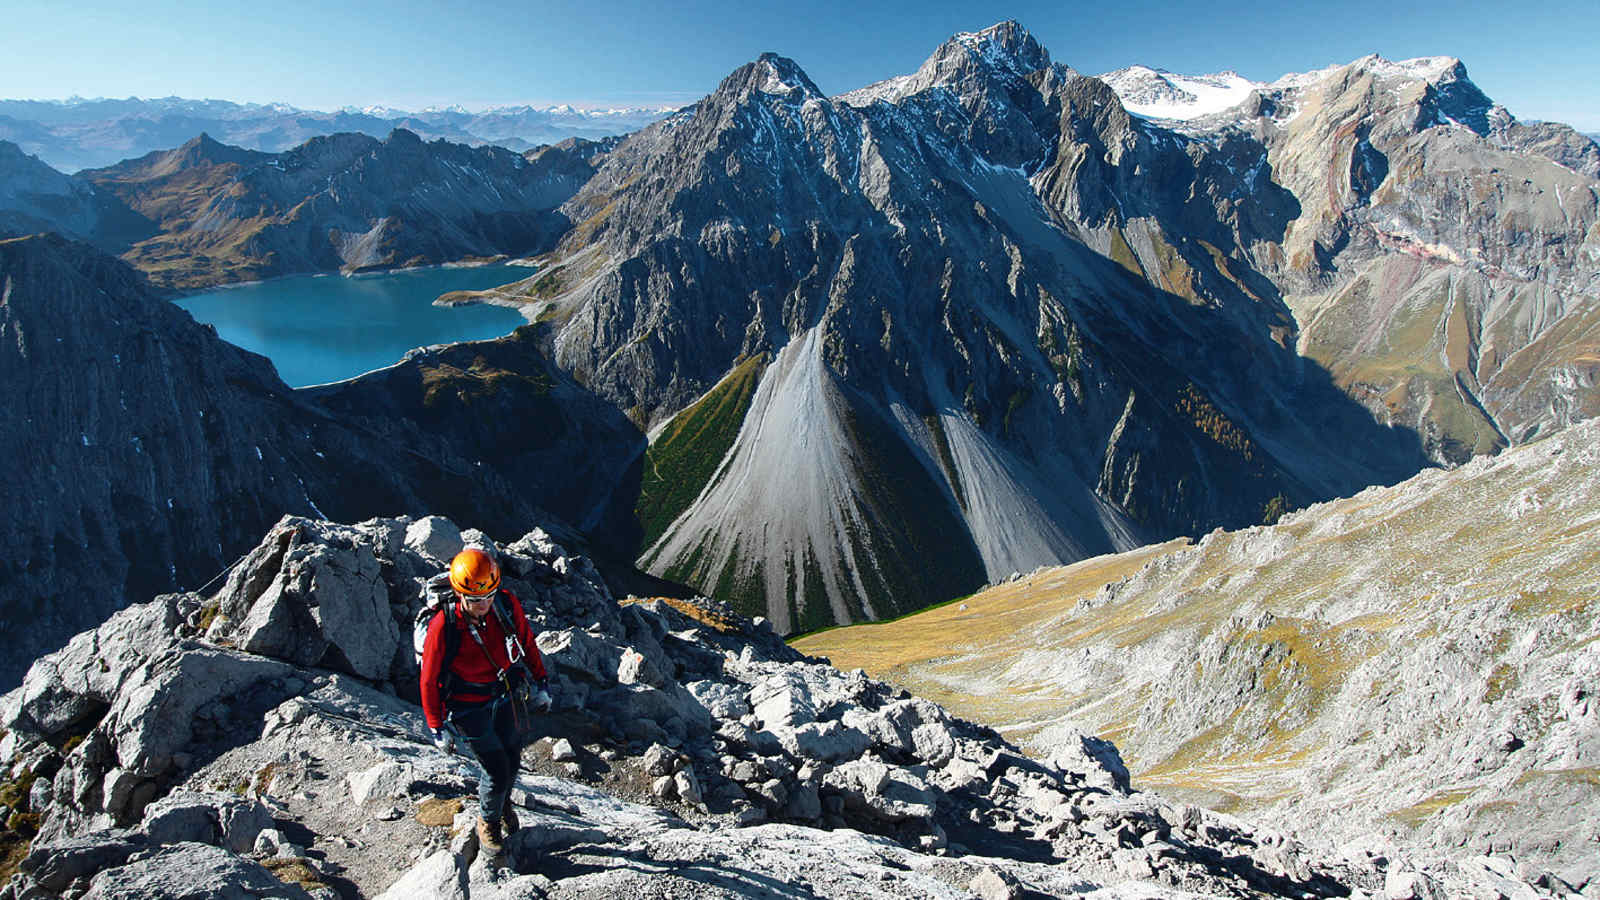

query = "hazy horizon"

[{"left": 3, "top": 1, "right": 1597, "bottom": 131}]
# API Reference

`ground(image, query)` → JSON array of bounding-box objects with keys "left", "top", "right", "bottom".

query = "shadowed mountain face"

[
  {"left": 513, "top": 24, "right": 1434, "bottom": 631},
  {"left": 0, "top": 233, "right": 640, "bottom": 689},
  {"left": 0, "top": 140, "right": 155, "bottom": 250}
]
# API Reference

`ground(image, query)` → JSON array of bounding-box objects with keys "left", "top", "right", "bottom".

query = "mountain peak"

[
  {"left": 713, "top": 53, "right": 826, "bottom": 105},
  {"left": 945, "top": 20, "right": 1050, "bottom": 75},
  {"left": 1348, "top": 53, "right": 1466, "bottom": 84}
]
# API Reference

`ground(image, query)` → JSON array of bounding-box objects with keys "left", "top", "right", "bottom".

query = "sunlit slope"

[{"left": 795, "top": 417, "right": 1600, "bottom": 872}]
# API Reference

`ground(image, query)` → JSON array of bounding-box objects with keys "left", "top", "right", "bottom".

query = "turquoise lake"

[{"left": 176, "top": 265, "right": 531, "bottom": 388}]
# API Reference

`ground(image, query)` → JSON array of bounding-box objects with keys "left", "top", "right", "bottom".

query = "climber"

[{"left": 419, "top": 547, "right": 552, "bottom": 854}]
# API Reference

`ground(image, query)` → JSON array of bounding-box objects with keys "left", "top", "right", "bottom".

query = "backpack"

[{"left": 412, "top": 573, "right": 457, "bottom": 667}]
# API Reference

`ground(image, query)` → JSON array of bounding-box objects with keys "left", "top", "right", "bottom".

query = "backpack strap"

[
  {"left": 490, "top": 591, "right": 538, "bottom": 681},
  {"left": 434, "top": 604, "right": 473, "bottom": 701}
]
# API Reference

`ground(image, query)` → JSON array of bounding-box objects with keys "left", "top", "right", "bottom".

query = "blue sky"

[{"left": 4, "top": 0, "right": 1597, "bottom": 130}]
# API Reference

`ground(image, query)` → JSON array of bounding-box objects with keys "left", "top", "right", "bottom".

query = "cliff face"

[{"left": 0, "top": 233, "right": 638, "bottom": 689}]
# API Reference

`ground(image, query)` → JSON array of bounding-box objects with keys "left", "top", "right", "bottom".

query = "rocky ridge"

[
  {"left": 798, "top": 415, "right": 1600, "bottom": 893},
  {"left": 1, "top": 513, "right": 1560, "bottom": 898}
]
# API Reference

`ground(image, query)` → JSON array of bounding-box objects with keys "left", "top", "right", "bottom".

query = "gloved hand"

[
  {"left": 431, "top": 726, "right": 456, "bottom": 753},
  {"left": 534, "top": 678, "right": 553, "bottom": 713}
]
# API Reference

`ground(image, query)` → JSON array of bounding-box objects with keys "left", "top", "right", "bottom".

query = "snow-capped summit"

[
  {"left": 838, "top": 20, "right": 1051, "bottom": 108},
  {"left": 949, "top": 20, "right": 1051, "bottom": 76},
  {"left": 1096, "top": 65, "right": 1262, "bottom": 120}
]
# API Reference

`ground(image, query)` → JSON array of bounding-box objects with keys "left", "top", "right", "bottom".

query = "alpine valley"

[{"left": 0, "top": 19, "right": 1597, "bottom": 900}]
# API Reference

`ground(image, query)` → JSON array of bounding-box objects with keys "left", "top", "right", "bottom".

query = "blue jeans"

[{"left": 448, "top": 696, "right": 524, "bottom": 824}]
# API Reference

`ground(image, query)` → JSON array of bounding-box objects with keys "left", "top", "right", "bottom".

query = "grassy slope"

[
  {"left": 634, "top": 354, "right": 766, "bottom": 551},
  {"left": 793, "top": 425, "right": 1600, "bottom": 839},
  {"left": 791, "top": 540, "right": 1186, "bottom": 713}
]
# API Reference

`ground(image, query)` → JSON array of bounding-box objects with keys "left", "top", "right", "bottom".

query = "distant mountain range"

[
  {"left": 0, "top": 130, "right": 613, "bottom": 289},
  {"left": 0, "top": 96, "right": 674, "bottom": 172}
]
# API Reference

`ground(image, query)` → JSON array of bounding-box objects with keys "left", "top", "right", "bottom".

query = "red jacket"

[{"left": 419, "top": 589, "right": 547, "bottom": 730}]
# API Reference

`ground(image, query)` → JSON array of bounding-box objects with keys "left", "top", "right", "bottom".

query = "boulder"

[
  {"left": 208, "top": 521, "right": 401, "bottom": 681},
  {"left": 781, "top": 720, "right": 871, "bottom": 763},
  {"left": 617, "top": 647, "right": 667, "bottom": 687},
  {"left": 101, "top": 768, "right": 142, "bottom": 817},
  {"left": 1041, "top": 725, "right": 1131, "bottom": 793},
  {"left": 970, "top": 866, "right": 1021, "bottom": 900},
  {"left": 674, "top": 768, "right": 703, "bottom": 807},
  {"left": 403, "top": 516, "right": 464, "bottom": 565},
  {"left": 140, "top": 791, "right": 273, "bottom": 854},
  {"left": 843, "top": 698, "right": 956, "bottom": 766},
  {"left": 822, "top": 757, "right": 937, "bottom": 822},
  {"left": 374, "top": 848, "right": 468, "bottom": 900},
  {"left": 749, "top": 671, "right": 818, "bottom": 731},
  {"left": 641, "top": 743, "right": 677, "bottom": 777},
  {"left": 686, "top": 679, "right": 750, "bottom": 720},
  {"left": 82, "top": 841, "right": 314, "bottom": 899},
  {"left": 537, "top": 628, "right": 623, "bottom": 684},
  {"left": 346, "top": 761, "right": 416, "bottom": 806}
]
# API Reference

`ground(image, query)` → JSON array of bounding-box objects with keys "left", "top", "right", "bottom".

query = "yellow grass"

[{"left": 791, "top": 540, "right": 1187, "bottom": 674}]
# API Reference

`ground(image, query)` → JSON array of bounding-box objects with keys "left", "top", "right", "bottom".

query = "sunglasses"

[{"left": 458, "top": 592, "right": 495, "bottom": 604}]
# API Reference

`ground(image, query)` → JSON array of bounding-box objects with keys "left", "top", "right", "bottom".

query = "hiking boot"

[
  {"left": 502, "top": 804, "right": 520, "bottom": 835},
  {"left": 476, "top": 817, "right": 504, "bottom": 853}
]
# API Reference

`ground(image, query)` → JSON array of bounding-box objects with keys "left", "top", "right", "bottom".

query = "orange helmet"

[{"left": 449, "top": 547, "right": 500, "bottom": 597}]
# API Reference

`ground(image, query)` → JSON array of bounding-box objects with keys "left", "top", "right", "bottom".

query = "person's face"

[{"left": 458, "top": 591, "right": 494, "bottom": 620}]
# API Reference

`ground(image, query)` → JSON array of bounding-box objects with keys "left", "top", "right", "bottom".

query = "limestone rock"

[
  {"left": 347, "top": 761, "right": 416, "bottom": 806},
  {"left": 82, "top": 841, "right": 314, "bottom": 899},
  {"left": 373, "top": 848, "right": 467, "bottom": 900},
  {"left": 641, "top": 743, "right": 677, "bottom": 777},
  {"left": 208, "top": 519, "right": 400, "bottom": 681},
  {"left": 403, "top": 517, "right": 464, "bottom": 565},
  {"left": 970, "top": 866, "right": 1021, "bottom": 900},
  {"left": 140, "top": 792, "right": 273, "bottom": 854}
]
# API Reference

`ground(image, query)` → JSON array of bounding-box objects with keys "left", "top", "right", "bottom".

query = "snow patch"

[{"left": 1098, "top": 66, "right": 1261, "bottom": 120}]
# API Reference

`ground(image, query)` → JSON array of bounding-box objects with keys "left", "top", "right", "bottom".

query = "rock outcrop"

[
  {"left": 0, "top": 233, "right": 639, "bottom": 689},
  {"left": 6, "top": 513, "right": 1523, "bottom": 899}
]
